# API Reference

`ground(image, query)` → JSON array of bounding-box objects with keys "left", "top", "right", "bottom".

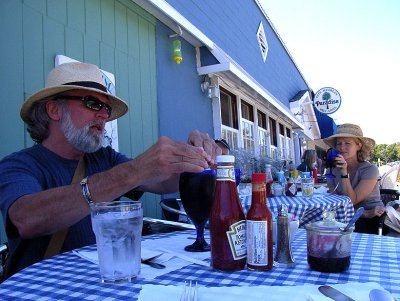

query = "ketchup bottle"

[
  {"left": 246, "top": 173, "right": 273, "bottom": 270},
  {"left": 210, "top": 155, "right": 246, "bottom": 271}
]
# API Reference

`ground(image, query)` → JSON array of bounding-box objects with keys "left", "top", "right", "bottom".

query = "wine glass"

[
  {"left": 234, "top": 168, "right": 241, "bottom": 187},
  {"left": 179, "top": 169, "right": 216, "bottom": 252},
  {"left": 325, "top": 148, "right": 340, "bottom": 178}
]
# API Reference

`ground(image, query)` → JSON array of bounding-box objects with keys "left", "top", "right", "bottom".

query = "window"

[
  {"left": 279, "top": 123, "right": 286, "bottom": 159},
  {"left": 220, "top": 88, "right": 238, "bottom": 129},
  {"left": 257, "top": 110, "right": 266, "bottom": 129},
  {"left": 286, "top": 128, "right": 293, "bottom": 160},
  {"left": 269, "top": 117, "right": 277, "bottom": 146},
  {"left": 257, "top": 110, "right": 268, "bottom": 156},
  {"left": 217, "top": 86, "right": 294, "bottom": 162},
  {"left": 220, "top": 88, "right": 239, "bottom": 149},
  {"left": 241, "top": 101, "right": 254, "bottom": 151}
]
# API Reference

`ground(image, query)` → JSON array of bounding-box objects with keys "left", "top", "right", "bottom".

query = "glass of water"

[{"left": 90, "top": 200, "right": 143, "bottom": 283}]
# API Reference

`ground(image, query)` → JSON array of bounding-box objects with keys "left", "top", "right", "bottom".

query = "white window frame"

[{"left": 215, "top": 81, "right": 295, "bottom": 161}]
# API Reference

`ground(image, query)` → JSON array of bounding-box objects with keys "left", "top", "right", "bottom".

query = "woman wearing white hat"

[{"left": 323, "top": 123, "right": 386, "bottom": 234}]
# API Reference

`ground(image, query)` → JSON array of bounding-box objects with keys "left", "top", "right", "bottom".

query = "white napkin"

[
  {"left": 138, "top": 282, "right": 386, "bottom": 301},
  {"left": 72, "top": 248, "right": 177, "bottom": 279},
  {"left": 72, "top": 248, "right": 164, "bottom": 265},
  {"left": 73, "top": 234, "right": 211, "bottom": 279},
  {"left": 314, "top": 186, "right": 328, "bottom": 195}
]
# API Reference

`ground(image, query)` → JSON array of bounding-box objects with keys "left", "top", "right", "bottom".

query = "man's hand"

[
  {"left": 187, "top": 130, "right": 222, "bottom": 166},
  {"left": 362, "top": 206, "right": 387, "bottom": 218},
  {"left": 129, "top": 136, "right": 211, "bottom": 192}
]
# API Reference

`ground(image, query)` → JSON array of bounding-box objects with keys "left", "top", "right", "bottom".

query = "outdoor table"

[
  {"left": 239, "top": 194, "right": 354, "bottom": 227},
  {"left": 0, "top": 229, "right": 398, "bottom": 300}
]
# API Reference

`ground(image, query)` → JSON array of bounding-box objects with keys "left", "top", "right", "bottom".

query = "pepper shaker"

[{"left": 273, "top": 204, "right": 295, "bottom": 267}]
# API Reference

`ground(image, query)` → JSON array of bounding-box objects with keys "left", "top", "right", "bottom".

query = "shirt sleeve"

[
  {"left": 360, "top": 162, "right": 379, "bottom": 180},
  {"left": 0, "top": 156, "right": 45, "bottom": 238}
]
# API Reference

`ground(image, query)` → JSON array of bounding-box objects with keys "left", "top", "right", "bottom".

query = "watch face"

[{"left": 313, "top": 87, "right": 341, "bottom": 114}]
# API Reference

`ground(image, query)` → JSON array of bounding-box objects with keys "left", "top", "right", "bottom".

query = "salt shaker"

[{"left": 273, "top": 204, "right": 295, "bottom": 267}]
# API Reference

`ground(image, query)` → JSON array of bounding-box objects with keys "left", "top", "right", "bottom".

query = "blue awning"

[{"left": 314, "top": 107, "right": 337, "bottom": 139}]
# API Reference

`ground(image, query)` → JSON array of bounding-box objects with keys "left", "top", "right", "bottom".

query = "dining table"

[
  {"left": 239, "top": 193, "right": 355, "bottom": 227},
  {"left": 0, "top": 228, "right": 398, "bottom": 300}
]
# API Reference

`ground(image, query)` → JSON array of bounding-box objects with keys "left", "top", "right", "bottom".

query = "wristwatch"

[
  {"left": 341, "top": 174, "right": 349, "bottom": 179},
  {"left": 80, "top": 177, "right": 94, "bottom": 205}
]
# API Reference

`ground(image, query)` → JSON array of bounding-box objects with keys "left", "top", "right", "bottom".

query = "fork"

[{"left": 180, "top": 281, "right": 198, "bottom": 301}]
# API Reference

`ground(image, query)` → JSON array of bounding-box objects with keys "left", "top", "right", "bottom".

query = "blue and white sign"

[{"left": 313, "top": 87, "right": 342, "bottom": 114}]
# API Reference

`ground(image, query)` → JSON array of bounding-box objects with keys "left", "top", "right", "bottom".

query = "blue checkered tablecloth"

[
  {"left": 0, "top": 230, "right": 399, "bottom": 300},
  {"left": 240, "top": 194, "right": 355, "bottom": 227}
]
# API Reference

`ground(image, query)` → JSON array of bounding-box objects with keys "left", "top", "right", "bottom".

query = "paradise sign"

[{"left": 313, "top": 87, "right": 342, "bottom": 114}]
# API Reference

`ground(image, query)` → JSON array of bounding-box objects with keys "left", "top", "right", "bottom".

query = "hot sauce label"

[
  {"left": 226, "top": 220, "right": 246, "bottom": 259},
  {"left": 216, "top": 166, "right": 235, "bottom": 182},
  {"left": 247, "top": 220, "right": 269, "bottom": 266},
  {"left": 286, "top": 183, "right": 297, "bottom": 196}
]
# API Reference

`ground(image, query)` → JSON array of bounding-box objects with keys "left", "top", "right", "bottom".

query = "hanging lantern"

[{"left": 173, "top": 39, "right": 182, "bottom": 64}]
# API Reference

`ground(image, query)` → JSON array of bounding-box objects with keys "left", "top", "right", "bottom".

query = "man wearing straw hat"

[
  {"left": 323, "top": 123, "right": 386, "bottom": 234},
  {"left": 0, "top": 62, "right": 221, "bottom": 278}
]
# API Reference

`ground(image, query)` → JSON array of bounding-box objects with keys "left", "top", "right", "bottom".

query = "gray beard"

[{"left": 60, "top": 109, "right": 104, "bottom": 153}]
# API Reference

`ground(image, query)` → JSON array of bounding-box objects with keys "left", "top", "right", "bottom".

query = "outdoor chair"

[{"left": 378, "top": 188, "right": 400, "bottom": 236}]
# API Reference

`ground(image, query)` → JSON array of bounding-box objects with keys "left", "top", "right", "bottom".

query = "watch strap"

[{"left": 80, "top": 176, "right": 93, "bottom": 205}]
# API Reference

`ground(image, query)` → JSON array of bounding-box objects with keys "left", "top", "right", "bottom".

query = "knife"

[
  {"left": 141, "top": 259, "right": 166, "bottom": 269},
  {"left": 318, "top": 285, "right": 355, "bottom": 301}
]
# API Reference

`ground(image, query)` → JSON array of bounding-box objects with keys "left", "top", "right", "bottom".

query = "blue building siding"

[
  {"left": 156, "top": 22, "right": 215, "bottom": 141},
  {"left": 164, "top": 0, "right": 309, "bottom": 107}
]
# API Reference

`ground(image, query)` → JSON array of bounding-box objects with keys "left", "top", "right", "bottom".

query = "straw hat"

[
  {"left": 323, "top": 123, "right": 375, "bottom": 148},
  {"left": 20, "top": 62, "right": 128, "bottom": 122}
]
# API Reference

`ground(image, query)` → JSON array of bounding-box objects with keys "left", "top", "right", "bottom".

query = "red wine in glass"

[
  {"left": 325, "top": 148, "right": 340, "bottom": 178},
  {"left": 179, "top": 169, "right": 216, "bottom": 252}
]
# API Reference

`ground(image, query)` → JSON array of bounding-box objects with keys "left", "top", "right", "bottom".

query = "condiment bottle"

[
  {"left": 210, "top": 155, "right": 246, "bottom": 271},
  {"left": 293, "top": 168, "right": 299, "bottom": 180},
  {"left": 277, "top": 170, "right": 286, "bottom": 195},
  {"left": 312, "top": 165, "right": 318, "bottom": 184},
  {"left": 265, "top": 164, "right": 273, "bottom": 197},
  {"left": 273, "top": 204, "right": 295, "bottom": 267},
  {"left": 285, "top": 169, "right": 297, "bottom": 197},
  {"left": 246, "top": 173, "right": 273, "bottom": 270}
]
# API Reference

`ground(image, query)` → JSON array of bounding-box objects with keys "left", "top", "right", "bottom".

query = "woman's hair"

[
  {"left": 357, "top": 138, "right": 373, "bottom": 161},
  {"left": 302, "top": 149, "right": 317, "bottom": 170}
]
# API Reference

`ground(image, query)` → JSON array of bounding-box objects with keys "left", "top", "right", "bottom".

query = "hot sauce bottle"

[
  {"left": 246, "top": 173, "right": 273, "bottom": 270},
  {"left": 312, "top": 165, "right": 318, "bottom": 184},
  {"left": 210, "top": 155, "right": 246, "bottom": 271},
  {"left": 265, "top": 164, "right": 273, "bottom": 197},
  {"left": 285, "top": 168, "right": 297, "bottom": 197}
]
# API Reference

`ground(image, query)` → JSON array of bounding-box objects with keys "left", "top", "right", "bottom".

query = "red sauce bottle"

[
  {"left": 285, "top": 168, "right": 297, "bottom": 197},
  {"left": 246, "top": 173, "right": 273, "bottom": 270},
  {"left": 210, "top": 155, "right": 246, "bottom": 271},
  {"left": 265, "top": 164, "right": 273, "bottom": 197},
  {"left": 313, "top": 166, "right": 318, "bottom": 184}
]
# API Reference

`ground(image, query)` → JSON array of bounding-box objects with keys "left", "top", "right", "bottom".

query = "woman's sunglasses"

[{"left": 54, "top": 95, "right": 112, "bottom": 118}]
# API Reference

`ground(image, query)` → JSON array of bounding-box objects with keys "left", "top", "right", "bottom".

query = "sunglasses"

[{"left": 55, "top": 95, "right": 112, "bottom": 118}]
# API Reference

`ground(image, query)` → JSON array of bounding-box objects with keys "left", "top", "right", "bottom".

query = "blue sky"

[{"left": 260, "top": 0, "right": 400, "bottom": 144}]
